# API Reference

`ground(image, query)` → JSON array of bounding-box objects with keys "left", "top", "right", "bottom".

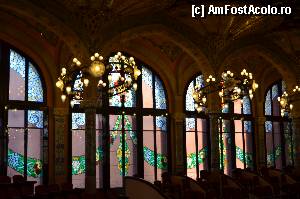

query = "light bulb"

[
  {"left": 129, "top": 57, "right": 134, "bottom": 62},
  {"left": 99, "top": 56, "right": 103, "bottom": 60},
  {"left": 127, "top": 77, "right": 132, "bottom": 84},
  {"left": 277, "top": 97, "right": 281, "bottom": 102},
  {"left": 70, "top": 100, "right": 75, "bottom": 108},
  {"left": 99, "top": 80, "right": 103, "bottom": 85},
  {"left": 84, "top": 79, "right": 89, "bottom": 87},
  {"left": 61, "top": 68, "right": 67, "bottom": 75},
  {"left": 117, "top": 52, "right": 122, "bottom": 56},
  {"left": 197, "top": 107, "right": 202, "bottom": 112},
  {"left": 56, "top": 80, "right": 63, "bottom": 89},
  {"left": 202, "top": 97, "right": 207, "bottom": 103},
  {"left": 249, "top": 94, "right": 253, "bottom": 99},
  {"left": 212, "top": 78, "right": 216, "bottom": 82},
  {"left": 61, "top": 95, "right": 66, "bottom": 102},
  {"left": 102, "top": 83, "right": 106, "bottom": 87},
  {"left": 108, "top": 74, "right": 112, "bottom": 82},
  {"left": 91, "top": 56, "right": 95, "bottom": 61},
  {"left": 94, "top": 53, "right": 99, "bottom": 57},
  {"left": 76, "top": 61, "right": 81, "bottom": 66},
  {"left": 73, "top": 58, "right": 78, "bottom": 63},
  {"left": 133, "top": 83, "right": 138, "bottom": 91},
  {"left": 290, "top": 104, "right": 293, "bottom": 110},
  {"left": 66, "top": 86, "right": 72, "bottom": 94}
]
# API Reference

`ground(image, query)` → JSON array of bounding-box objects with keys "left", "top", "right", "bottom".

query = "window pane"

[
  {"left": 244, "top": 121, "right": 253, "bottom": 168},
  {"left": 28, "top": 63, "right": 43, "bottom": 102},
  {"left": 143, "top": 116, "right": 154, "bottom": 130},
  {"left": 8, "top": 128, "right": 24, "bottom": 177},
  {"left": 155, "top": 77, "right": 166, "bottom": 109},
  {"left": 72, "top": 113, "right": 85, "bottom": 188},
  {"left": 265, "top": 90, "right": 271, "bottom": 115},
  {"left": 273, "top": 122, "right": 282, "bottom": 169},
  {"left": 8, "top": 110, "right": 24, "bottom": 128},
  {"left": 9, "top": 50, "right": 25, "bottom": 101},
  {"left": 186, "top": 131, "right": 196, "bottom": 179},
  {"left": 156, "top": 131, "right": 168, "bottom": 181},
  {"left": 143, "top": 130, "right": 154, "bottom": 182},
  {"left": 142, "top": 67, "right": 153, "bottom": 108},
  {"left": 234, "top": 120, "right": 244, "bottom": 169},
  {"left": 198, "top": 131, "right": 208, "bottom": 171},
  {"left": 110, "top": 130, "right": 123, "bottom": 188},
  {"left": 27, "top": 129, "right": 42, "bottom": 185}
]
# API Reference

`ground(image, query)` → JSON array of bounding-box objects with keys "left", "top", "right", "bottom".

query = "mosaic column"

[
  {"left": 172, "top": 112, "right": 185, "bottom": 175},
  {"left": 210, "top": 114, "right": 220, "bottom": 170},
  {"left": 291, "top": 98, "right": 300, "bottom": 168},
  {"left": 53, "top": 108, "right": 69, "bottom": 183},
  {"left": 80, "top": 99, "right": 99, "bottom": 194},
  {"left": 256, "top": 116, "right": 266, "bottom": 169}
]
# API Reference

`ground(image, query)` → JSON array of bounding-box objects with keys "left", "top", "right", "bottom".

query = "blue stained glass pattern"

[
  {"left": 243, "top": 96, "right": 251, "bottom": 114},
  {"left": 195, "top": 75, "right": 204, "bottom": 88},
  {"left": 28, "top": 63, "right": 43, "bottom": 102},
  {"left": 156, "top": 116, "right": 167, "bottom": 131},
  {"left": 186, "top": 81, "right": 195, "bottom": 111},
  {"left": 244, "top": 121, "right": 251, "bottom": 133},
  {"left": 73, "top": 72, "right": 83, "bottom": 92},
  {"left": 142, "top": 67, "right": 152, "bottom": 88},
  {"left": 10, "top": 50, "right": 25, "bottom": 78},
  {"left": 28, "top": 110, "right": 43, "bottom": 128},
  {"left": 272, "top": 85, "right": 279, "bottom": 100},
  {"left": 282, "top": 81, "right": 286, "bottom": 93},
  {"left": 265, "top": 121, "right": 272, "bottom": 133},
  {"left": 155, "top": 77, "right": 166, "bottom": 109},
  {"left": 222, "top": 104, "right": 229, "bottom": 113},
  {"left": 186, "top": 118, "right": 195, "bottom": 131},
  {"left": 72, "top": 113, "right": 85, "bottom": 129},
  {"left": 124, "top": 88, "right": 136, "bottom": 108},
  {"left": 265, "top": 91, "right": 271, "bottom": 116}
]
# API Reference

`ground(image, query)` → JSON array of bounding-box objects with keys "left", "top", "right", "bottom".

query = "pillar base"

[{"left": 85, "top": 176, "right": 97, "bottom": 194}]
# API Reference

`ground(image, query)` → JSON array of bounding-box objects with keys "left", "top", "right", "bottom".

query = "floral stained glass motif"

[
  {"left": 185, "top": 75, "right": 204, "bottom": 112},
  {"left": 72, "top": 113, "right": 85, "bottom": 129},
  {"left": 73, "top": 72, "right": 83, "bottom": 92},
  {"left": 242, "top": 96, "right": 251, "bottom": 114},
  {"left": 28, "top": 110, "right": 43, "bottom": 128},
  {"left": 10, "top": 50, "right": 26, "bottom": 78},
  {"left": 28, "top": 63, "right": 43, "bottom": 102},
  {"left": 156, "top": 116, "right": 167, "bottom": 131},
  {"left": 272, "top": 85, "right": 279, "bottom": 100},
  {"left": 142, "top": 67, "right": 153, "bottom": 88},
  {"left": 265, "top": 121, "right": 272, "bottom": 132},
  {"left": 265, "top": 91, "right": 271, "bottom": 115},
  {"left": 155, "top": 77, "right": 166, "bottom": 109},
  {"left": 185, "top": 118, "right": 195, "bottom": 131}
]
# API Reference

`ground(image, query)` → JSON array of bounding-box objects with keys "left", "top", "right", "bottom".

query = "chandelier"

[
  {"left": 55, "top": 52, "right": 141, "bottom": 106},
  {"left": 193, "top": 69, "right": 259, "bottom": 112},
  {"left": 278, "top": 85, "right": 300, "bottom": 117}
]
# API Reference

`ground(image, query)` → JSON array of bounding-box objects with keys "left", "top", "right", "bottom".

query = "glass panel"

[
  {"left": 265, "top": 90, "right": 271, "bottom": 116},
  {"left": 9, "top": 50, "right": 26, "bottom": 101},
  {"left": 198, "top": 131, "right": 208, "bottom": 172},
  {"left": 156, "top": 116, "right": 167, "bottom": 132},
  {"left": 274, "top": 122, "right": 282, "bottom": 169},
  {"left": 109, "top": 73, "right": 122, "bottom": 107},
  {"left": 186, "top": 81, "right": 195, "bottom": 112},
  {"left": 8, "top": 128, "right": 24, "bottom": 177},
  {"left": 110, "top": 130, "right": 122, "bottom": 187},
  {"left": 143, "top": 116, "right": 154, "bottom": 130},
  {"left": 27, "top": 129, "right": 42, "bottom": 185},
  {"left": 156, "top": 131, "right": 168, "bottom": 181},
  {"left": 155, "top": 77, "right": 166, "bottom": 109},
  {"left": 72, "top": 113, "right": 85, "bottom": 188},
  {"left": 186, "top": 131, "right": 196, "bottom": 179},
  {"left": 272, "top": 85, "right": 280, "bottom": 116},
  {"left": 72, "top": 113, "right": 85, "bottom": 130},
  {"left": 235, "top": 120, "right": 244, "bottom": 169},
  {"left": 124, "top": 88, "right": 136, "bottom": 108},
  {"left": 143, "top": 130, "right": 154, "bottom": 182},
  {"left": 234, "top": 100, "right": 242, "bottom": 114},
  {"left": 186, "top": 118, "right": 195, "bottom": 131},
  {"left": 28, "top": 63, "right": 43, "bottom": 102},
  {"left": 243, "top": 96, "right": 251, "bottom": 114},
  {"left": 28, "top": 110, "right": 43, "bottom": 128},
  {"left": 142, "top": 67, "right": 153, "bottom": 108},
  {"left": 221, "top": 120, "right": 232, "bottom": 175},
  {"left": 72, "top": 129, "right": 85, "bottom": 188},
  {"left": 244, "top": 121, "right": 253, "bottom": 168},
  {"left": 8, "top": 110, "right": 24, "bottom": 128}
]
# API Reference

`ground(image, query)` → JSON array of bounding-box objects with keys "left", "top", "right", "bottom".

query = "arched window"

[
  {"left": 220, "top": 97, "right": 254, "bottom": 175},
  {"left": 0, "top": 45, "right": 47, "bottom": 185},
  {"left": 71, "top": 54, "right": 168, "bottom": 188},
  {"left": 264, "top": 81, "right": 294, "bottom": 168},
  {"left": 185, "top": 74, "right": 209, "bottom": 179}
]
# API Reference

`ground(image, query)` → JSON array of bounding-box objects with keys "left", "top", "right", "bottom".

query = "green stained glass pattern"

[
  {"left": 117, "top": 136, "right": 130, "bottom": 175},
  {"left": 143, "top": 147, "right": 167, "bottom": 170},
  {"left": 186, "top": 146, "right": 208, "bottom": 169},
  {"left": 236, "top": 146, "right": 253, "bottom": 167},
  {"left": 267, "top": 146, "right": 281, "bottom": 165},
  {"left": 8, "top": 148, "right": 42, "bottom": 178}
]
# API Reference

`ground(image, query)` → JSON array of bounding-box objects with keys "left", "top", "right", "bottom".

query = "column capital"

[
  {"left": 80, "top": 98, "right": 101, "bottom": 109},
  {"left": 53, "top": 107, "right": 69, "bottom": 116},
  {"left": 171, "top": 112, "right": 186, "bottom": 121}
]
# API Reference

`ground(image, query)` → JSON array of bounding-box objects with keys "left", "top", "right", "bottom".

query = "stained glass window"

[
  {"left": 264, "top": 81, "right": 293, "bottom": 168},
  {"left": 6, "top": 47, "right": 46, "bottom": 185},
  {"left": 184, "top": 74, "right": 207, "bottom": 179},
  {"left": 71, "top": 54, "right": 168, "bottom": 187},
  {"left": 185, "top": 75, "right": 204, "bottom": 112}
]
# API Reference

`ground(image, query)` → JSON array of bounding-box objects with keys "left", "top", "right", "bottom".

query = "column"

[
  {"left": 291, "top": 98, "right": 300, "bottom": 168},
  {"left": 171, "top": 112, "right": 185, "bottom": 175},
  {"left": 210, "top": 114, "right": 220, "bottom": 170},
  {"left": 256, "top": 116, "right": 266, "bottom": 169},
  {"left": 80, "top": 99, "right": 99, "bottom": 195},
  {"left": 53, "top": 108, "right": 69, "bottom": 184}
]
